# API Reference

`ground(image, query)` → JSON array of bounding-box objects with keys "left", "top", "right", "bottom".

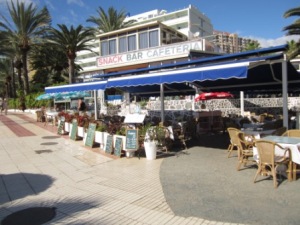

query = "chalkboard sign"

[
  {"left": 70, "top": 119, "right": 78, "bottom": 140},
  {"left": 85, "top": 123, "right": 96, "bottom": 147},
  {"left": 105, "top": 135, "right": 113, "bottom": 154},
  {"left": 57, "top": 116, "right": 65, "bottom": 135},
  {"left": 114, "top": 137, "right": 123, "bottom": 157},
  {"left": 125, "top": 129, "right": 138, "bottom": 150}
]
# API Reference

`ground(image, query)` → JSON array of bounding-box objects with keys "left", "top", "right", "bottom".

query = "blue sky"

[{"left": 1, "top": 0, "right": 299, "bottom": 47}]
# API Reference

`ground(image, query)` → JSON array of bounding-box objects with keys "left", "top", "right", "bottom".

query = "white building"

[
  {"left": 76, "top": 5, "right": 214, "bottom": 79},
  {"left": 125, "top": 5, "right": 213, "bottom": 39}
]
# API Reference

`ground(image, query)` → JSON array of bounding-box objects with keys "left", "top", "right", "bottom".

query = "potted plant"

[
  {"left": 142, "top": 124, "right": 158, "bottom": 160},
  {"left": 64, "top": 113, "right": 74, "bottom": 133}
]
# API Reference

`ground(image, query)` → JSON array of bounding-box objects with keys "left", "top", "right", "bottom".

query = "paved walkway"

[
  {"left": 1, "top": 111, "right": 299, "bottom": 224},
  {"left": 0, "top": 111, "right": 226, "bottom": 225}
]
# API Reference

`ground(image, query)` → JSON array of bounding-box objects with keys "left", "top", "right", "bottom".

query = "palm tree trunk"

[
  {"left": 68, "top": 58, "right": 75, "bottom": 84},
  {"left": 22, "top": 51, "right": 30, "bottom": 94},
  {"left": 11, "top": 60, "right": 16, "bottom": 98},
  {"left": 14, "top": 59, "right": 24, "bottom": 91}
]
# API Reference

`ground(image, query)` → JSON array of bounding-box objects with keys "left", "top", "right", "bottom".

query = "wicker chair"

[
  {"left": 35, "top": 110, "right": 45, "bottom": 122},
  {"left": 254, "top": 140, "right": 292, "bottom": 188},
  {"left": 281, "top": 129, "right": 300, "bottom": 137},
  {"left": 227, "top": 127, "right": 253, "bottom": 158},
  {"left": 236, "top": 132, "right": 255, "bottom": 171}
]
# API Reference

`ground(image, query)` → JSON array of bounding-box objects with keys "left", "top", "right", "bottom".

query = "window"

[
  {"left": 109, "top": 39, "right": 116, "bottom": 54},
  {"left": 128, "top": 34, "right": 136, "bottom": 51},
  {"left": 119, "top": 36, "right": 127, "bottom": 53},
  {"left": 101, "top": 41, "right": 109, "bottom": 56},
  {"left": 149, "top": 30, "right": 159, "bottom": 47},
  {"left": 139, "top": 32, "right": 148, "bottom": 49},
  {"left": 100, "top": 26, "right": 159, "bottom": 56}
]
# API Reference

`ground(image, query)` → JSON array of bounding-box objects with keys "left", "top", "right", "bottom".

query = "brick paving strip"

[
  {"left": 0, "top": 115, "right": 36, "bottom": 137},
  {"left": 6, "top": 112, "right": 59, "bottom": 134}
]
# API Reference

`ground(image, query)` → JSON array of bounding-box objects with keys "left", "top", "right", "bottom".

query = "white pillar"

[
  {"left": 240, "top": 91, "right": 244, "bottom": 117},
  {"left": 160, "top": 84, "right": 165, "bottom": 123},
  {"left": 282, "top": 55, "right": 289, "bottom": 128},
  {"left": 93, "top": 90, "right": 97, "bottom": 120},
  {"left": 98, "top": 90, "right": 106, "bottom": 115}
]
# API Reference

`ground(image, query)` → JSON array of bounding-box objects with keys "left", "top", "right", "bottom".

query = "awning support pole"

[
  {"left": 94, "top": 90, "right": 97, "bottom": 120},
  {"left": 240, "top": 91, "right": 244, "bottom": 117},
  {"left": 160, "top": 84, "right": 165, "bottom": 124},
  {"left": 282, "top": 54, "right": 288, "bottom": 128}
]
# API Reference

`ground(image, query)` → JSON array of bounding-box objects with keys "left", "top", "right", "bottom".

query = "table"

[
  {"left": 242, "top": 128, "right": 275, "bottom": 139},
  {"left": 242, "top": 123, "right": 264, "bottom": 129},
  {"left": 45, "top": 111, "right": 59, "bottom": 126},
  {"left": 255, "top": 135, "right": 300, "bottom": 180}
]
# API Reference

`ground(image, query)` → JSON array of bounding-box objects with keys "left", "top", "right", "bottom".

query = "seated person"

[
  {"left": 78, "top": 99, "right": 86, "bottom": 113},
  {"left": 41, "top": 106, "right": 46, "bottom": 122}
]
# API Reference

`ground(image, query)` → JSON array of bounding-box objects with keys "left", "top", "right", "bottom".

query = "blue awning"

[
  {"left": 45, "top": 81, "right": 107, "bottom": 93},
  {"left": 106, "top": 62, "right": 248, "bottom": 88}
]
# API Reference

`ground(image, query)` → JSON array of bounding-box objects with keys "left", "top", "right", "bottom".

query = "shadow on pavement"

[
  {"left": 1, "top": 200, "right": 101, "bottom": 225},
  {"left": 190, "top": 132, "right": 230, "bottom": 150},
  {"left": 0, "top": 173, "right": 55, "bottom": 204}
]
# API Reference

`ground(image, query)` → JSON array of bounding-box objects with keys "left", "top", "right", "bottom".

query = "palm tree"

[
  {"left": 0, "top": 31, "right": 14, "bottom": 57},
  {"left": 244, "top": 40, "right": 261, "bottom": 51},
  {"left": 286, "top": 39, "right": 299, "bottom": 60},
  {"left": 87, "top": 6, "right": 135, "bottom": 33},
  {"left": 0, "top": 31, "right": 26, "bottom": 100},
  {"left": 48, "top": 24, "right": 95, "bottom": 84},
  {"left": 283, "top": 6, "right": 300, "bottom": 59},
  {"left": 30, "top": 43, "right": 69, "bottom": 86},
  {"left": 0, "top": 58, "right": 13, "bottom": 98},
  {"left": 0, "top": 0, "right": 51, "bottom": 94}
]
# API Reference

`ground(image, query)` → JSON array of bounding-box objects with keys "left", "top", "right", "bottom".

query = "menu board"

[
  {"left": 105, "top": 135, "right": 113, "bottom": 154},
  {"left": 125, "top": 129, "right": 138, "bottom": 150},
  {"left": 114, "top": 137, "right": 123, "bottom": 157},
  {"left": 85, "top": 123, "right": 96, "bottom": 147},
  {"left": 57, "top": 116, "right": 65, "bottom": 135},
  {"left": 124, "top": 114, "right": 146, "bottom": 124},
  {"left": 70, "top": 119, "right": 78, "bottom": 140}
]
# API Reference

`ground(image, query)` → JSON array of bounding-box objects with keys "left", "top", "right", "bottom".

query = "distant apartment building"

[{"left": 213, "top": 30, "right": 257, "bottom": 54}]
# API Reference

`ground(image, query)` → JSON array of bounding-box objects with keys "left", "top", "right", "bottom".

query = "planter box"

[
  {"left": 64, "top": 122, "right": 70, "bottom": 133},
  {"left": 83, "top": 133, "right": 87, "bottom": 144},
  {"left": 95, "top": 131, "right": 105, "bottom": 144},
  {"left": 77, "top": 126, "right": 85, "bottom": 138},
  {"left": 101, "top": 132, "right": 110, "bottom": 150},
  {"left": 68, "top": 124, "right": 73, "bottom": 137}
]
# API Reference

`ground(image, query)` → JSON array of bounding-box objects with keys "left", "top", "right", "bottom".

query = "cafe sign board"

[{"left": 96, "top": 40, "right": 204, "bottom": 69}]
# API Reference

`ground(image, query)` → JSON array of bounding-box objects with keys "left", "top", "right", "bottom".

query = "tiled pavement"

[{"left": 0, "top": 111, "right": 238, "bottom": 225}]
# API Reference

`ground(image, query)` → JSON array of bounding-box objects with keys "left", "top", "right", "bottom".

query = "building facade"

[
  {"left": 76, "top": 5, "right": 215, "bottom": 79},
  {"left": 76, "top": 5, "right": 258, "bottom": 80}
]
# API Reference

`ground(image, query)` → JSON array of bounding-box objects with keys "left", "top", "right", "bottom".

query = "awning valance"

[
  {"left": 45, "top": 81, "right": 107, "bottom": 93},
  {"left": 106, "top": 62, "right": 249, "bottom": 88}
]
